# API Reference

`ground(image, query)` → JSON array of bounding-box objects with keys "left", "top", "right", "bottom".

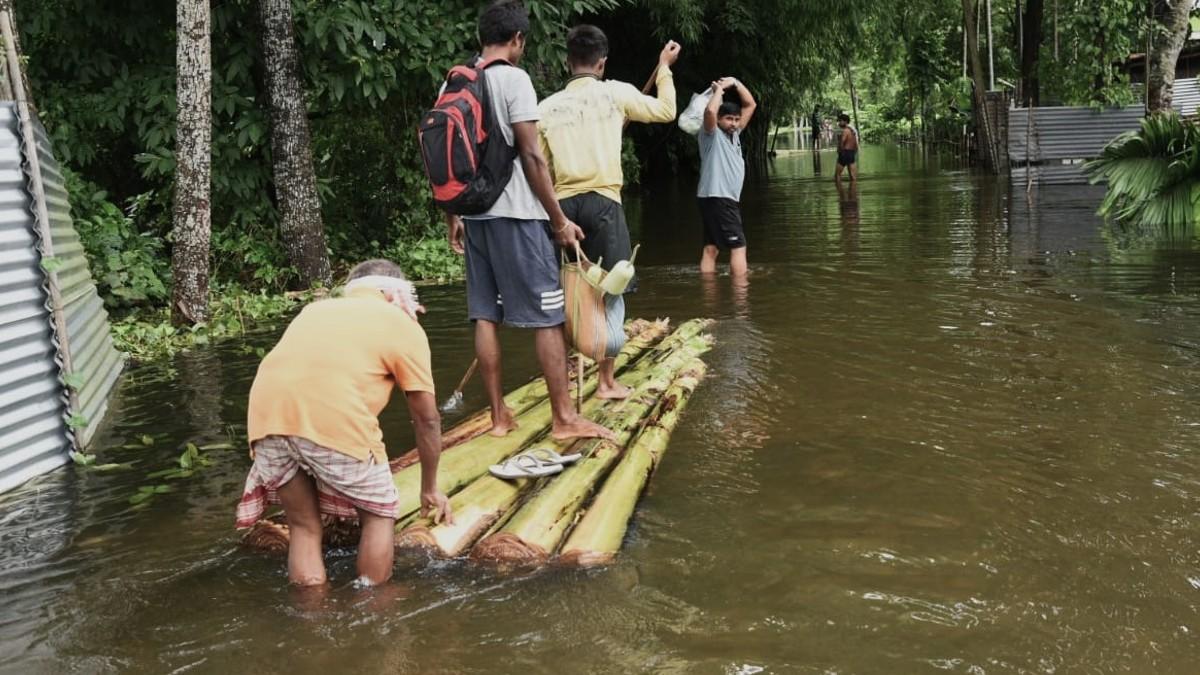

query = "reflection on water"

[{"left": 3, "top": 147, "right": 1200, "bottom": 672}]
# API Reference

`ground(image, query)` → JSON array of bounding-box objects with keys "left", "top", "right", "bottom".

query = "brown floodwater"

[{"left": 2, "top": 146, "right": 1199, "bottom": 673}]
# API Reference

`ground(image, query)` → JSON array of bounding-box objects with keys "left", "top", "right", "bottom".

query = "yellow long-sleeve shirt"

[{"left": 537, "top": 66, "right": 676, "bottom": 204}]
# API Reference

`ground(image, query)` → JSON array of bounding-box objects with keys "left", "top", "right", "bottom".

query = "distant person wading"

[
  {"left": 697, "top": 77, "right": 756, "bottom": 277},
  {"left": 835, "top": 112, "right": 859, "bottom": 183}
]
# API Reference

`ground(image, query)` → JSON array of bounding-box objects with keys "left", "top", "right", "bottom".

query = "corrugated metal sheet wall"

[
  {"left": 1009, "top": 106, "right": 1144, "bottom": 185},
  {"left": 26, "top": 114, "right": 124, "bottom": 448},
  {"left": 1173, "top": 77, "right": 1200, "bottom": 117},
  {"left": 0, "top": 99, "right": 126, "bottom": 494},
  {"left": 0, "top": 105, "right": 70, "bottom": 493}
]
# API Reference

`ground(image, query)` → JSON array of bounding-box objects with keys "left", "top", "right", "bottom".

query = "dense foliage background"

[{"left": 16, "top": 0, "right": 1152, "bottom": 318}]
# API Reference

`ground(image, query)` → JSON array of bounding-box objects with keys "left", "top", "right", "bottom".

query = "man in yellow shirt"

[
  {"left": 538, "top": 26, "right": 679, "bottom": 398},
  {"left": 235, "top": 259, "right": 452, "bottom": 587}
]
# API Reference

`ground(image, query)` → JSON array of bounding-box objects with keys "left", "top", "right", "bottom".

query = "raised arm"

[
  {"left": 702, "top": 78, "right": 726, "bottom": 133},
  {"left": 730, "top": 78, "right": 757, "bottom": 129},
  {"left": 623, "top": 41, "right": 680, "bottom": 124}
]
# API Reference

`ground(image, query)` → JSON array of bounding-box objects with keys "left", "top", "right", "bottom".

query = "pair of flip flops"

[{"left": 489, "top": 448, "right": 582, "bottom": 480}]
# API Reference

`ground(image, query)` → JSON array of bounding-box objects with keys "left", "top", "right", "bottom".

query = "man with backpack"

[
  {"left": 536, "top": 25, "right": 680, "bottom": 400},
  {"left": 432, "top": 0, "right": 612, "bottom": 441}
]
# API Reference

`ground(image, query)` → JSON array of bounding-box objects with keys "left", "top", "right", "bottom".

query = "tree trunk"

[
  {"left": 171, "top": 0, "right": 212, "bottom": 325},
  {"left": 845, "top": 61, "right": 861, "bottom": 136},
  {"left": 1020, "top": 0, "right": 1044, "bottom": 106},
  {"left": 963, "top": 0, "right": 1000, "bottom": 171},
  {"left": 1148, "top": 0, "right": 1194, "bottom": 113},
  {"left": 258, "top": 0, "right": 330, "bottom": 288}
]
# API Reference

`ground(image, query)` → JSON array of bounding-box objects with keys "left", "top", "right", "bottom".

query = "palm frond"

[{"left": 1084, "top": 111, "right": 1200, "bottom": 228}]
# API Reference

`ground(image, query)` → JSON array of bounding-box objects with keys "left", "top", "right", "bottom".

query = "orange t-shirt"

[{"left": 246, "top": 287, "right": 435, "bottom": 463}]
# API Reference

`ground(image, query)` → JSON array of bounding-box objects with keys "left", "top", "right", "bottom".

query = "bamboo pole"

[
  {"left": 398, "top": 326, "right": 713, "bottom": 556},
  {"left": 559, "top": 360, "right": 707, "bottom": 566},
  {"left": 0, "top": 9, "right": 81, "bottom": 424},
  {"left": 471, "top": 335, "right": 713, "bottom": 564},
  {"left": 391, "top": 322, "right": 711, "bottom": 520},
  {"left": 986, "top": 0, "right": 995, "bottom": 90}
]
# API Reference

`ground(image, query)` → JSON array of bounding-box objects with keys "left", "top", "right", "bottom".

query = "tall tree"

[
  {"left": 963, "top": 0, "right": 1001, "bottom": 170},
  {"left": 1148, "top": 0, "right": 1195, "bottom": 113},
  {"left": 1019, "top": 0, "right": 1043, "bottom": 105},
  {"left": 171, "top": 0, "right": 212, "bottom": 324},
  {"left": 258, "top": 0, "right": 330, "bottom": 288}
]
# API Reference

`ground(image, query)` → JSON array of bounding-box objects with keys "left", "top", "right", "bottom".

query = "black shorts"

[
  {"left": 561, "top": 192, "right": 637, "bottom": 293},
  {"left": 698, "top": 197, "right": 747, "bottom": 250},
  {"left": 838, "top": 148, "right": 858, "bottom": 166}
]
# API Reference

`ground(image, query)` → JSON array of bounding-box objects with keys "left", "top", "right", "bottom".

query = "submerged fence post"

[{"left": 0, "top": 9, "right": 81, "bottom": 427}]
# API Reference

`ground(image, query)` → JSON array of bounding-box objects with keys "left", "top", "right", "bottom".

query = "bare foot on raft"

[
  {"left": 551, "top": 416, "right": 615, "bottom": 441},
  {"left": 488, "top": 408, "right": 519, "bottom": 437},
  {"left": 596, "top": 382, "right": 633, "bottom": 400}
]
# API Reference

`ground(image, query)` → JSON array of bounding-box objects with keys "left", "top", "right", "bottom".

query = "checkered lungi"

[{"left": 234, "top": 435, "right": 398, "bottom": 529}]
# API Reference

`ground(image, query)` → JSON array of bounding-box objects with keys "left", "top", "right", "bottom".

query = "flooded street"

[{"left": 2, "top": 146, "right": 1198, "bottom": 673}]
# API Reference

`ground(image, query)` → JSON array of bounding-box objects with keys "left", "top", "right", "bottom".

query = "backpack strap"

[
  {"left": 476, "top": 56, "right": 512, "bottom": 70},
  {"left": 446, "top": 56, "right": 511, "bottom": 84}
]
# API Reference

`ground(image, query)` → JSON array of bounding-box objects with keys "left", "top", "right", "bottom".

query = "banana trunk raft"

[{"left": 241, "top": 318, "right": 712, "bottom": 567}]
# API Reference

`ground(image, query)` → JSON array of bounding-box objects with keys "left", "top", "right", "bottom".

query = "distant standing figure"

[
  {"left": 835, "top": 112, "right": 859, "bottom": 182},
  {"left": 698, "top": 77, "right": 756, "bottom": 276},
  {"left": 809, "top": 107, "right": 821, "bottom": 149}
]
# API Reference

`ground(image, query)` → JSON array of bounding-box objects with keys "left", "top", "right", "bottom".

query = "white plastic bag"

[{"left": 677, "top": 89, "right": 714, "bottom": 135}]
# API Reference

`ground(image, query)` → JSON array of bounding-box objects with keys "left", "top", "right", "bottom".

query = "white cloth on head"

[{"left": 345, "top": 275, "right": 421, "bottom": 316}]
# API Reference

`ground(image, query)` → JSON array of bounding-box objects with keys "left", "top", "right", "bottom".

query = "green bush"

[
  {"left": 66, "top": 169, "right": 169, "bottom": 312},
  {"left": 384, "top": 235, "right": 463, "bottom": 282}
]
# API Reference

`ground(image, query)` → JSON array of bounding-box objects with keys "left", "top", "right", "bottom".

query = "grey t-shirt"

[
  {"left": 696, "top": 127, "right": 745, "bottom": 201},
  {"left": 462, "top": 64, "right": 548, "bottom": 222}
]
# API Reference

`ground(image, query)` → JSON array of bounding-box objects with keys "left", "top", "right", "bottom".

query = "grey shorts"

[
  {"left": 561, "top": 192, "right": 637, "bottom": 294},
  {"left": 464, "top": 217, "right": 565, "bottom": 328}
]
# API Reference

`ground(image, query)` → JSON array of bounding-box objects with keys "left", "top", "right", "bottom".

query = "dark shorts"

[
  {"left": 838, "top": 148, "right": 858, "bottom": 166},
  {"left": 560, "top": 192, "right": 637, "bottom": 294},
  {"left": 463, "top": 217, "right": 564, "bottom": 328},
  {"left": 698, "top": 197, "right": 747, "bottom": 250}
]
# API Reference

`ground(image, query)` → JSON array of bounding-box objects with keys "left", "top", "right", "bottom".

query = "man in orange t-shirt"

[{"left": 235, "top": 259, "right": 452, "bottom": 587}]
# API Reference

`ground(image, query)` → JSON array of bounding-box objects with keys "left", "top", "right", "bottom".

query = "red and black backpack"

[{"left": 418, "top": 57, "right": 517, "bottom": 215}]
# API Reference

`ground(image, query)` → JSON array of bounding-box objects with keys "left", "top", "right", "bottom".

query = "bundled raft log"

[
  {"left": 558, "top": 360, "right": 705, "bottom": 566},
  {"left": 388, "top": 318, "right": 665, "bottom": 472},
  {"left": 468, "top": 341, "right": 710, "bottom": 563},
  {"left": 396, "top": 327, "right": 710, "bottom": 557},
  {"left": 389, "top": 320, "right": 677, "bottom": 520},
  {"left": 244, "top": 318, "right": 711, "bottom": 567}
]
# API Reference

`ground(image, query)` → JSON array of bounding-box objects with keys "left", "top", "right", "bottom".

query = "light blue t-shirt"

[{"left": 697, "top": 127, "right": 745, "bottom": 201}]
